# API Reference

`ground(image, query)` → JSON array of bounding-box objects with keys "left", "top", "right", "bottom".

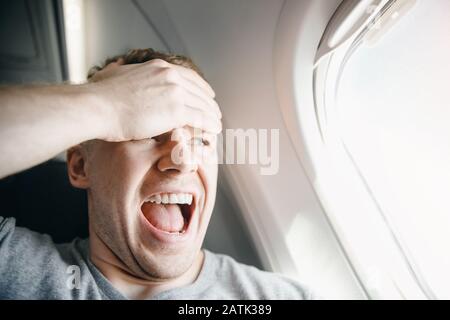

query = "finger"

[
  {"left": 175, "top": 78, "right": 221, "bottom": 118},
  {"left": 158, "top": 68, "right": 221, "bottom": 117},
  {"left": 183, "top": 106, "right": 222, "bottom": 134},
  {"left": 182, "top": 89, "right": 222, "bottom": 119},
  {"left": 168, "top": 64, "right": 216, "bottom": 98}
]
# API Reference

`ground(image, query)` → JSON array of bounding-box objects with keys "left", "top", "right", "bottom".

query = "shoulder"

[
  {"left": 0, "top": 216, "right": 97, "bottom": 299},
  {"left": 0, "top": 215, "right": 14, "bottom": 238},
  {"left": 205, "top": 250, "right": 315, "bottom": 300},
  {"left": 0, "top": 216, "right": 68, "bottom": 262}
]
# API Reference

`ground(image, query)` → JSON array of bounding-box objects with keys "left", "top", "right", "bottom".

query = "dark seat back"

[{"left": 0, "top": 160, "right": 89, "bottom": 243}]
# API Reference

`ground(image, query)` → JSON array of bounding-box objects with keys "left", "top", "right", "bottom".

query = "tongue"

[{"left": 142, "top": 202, "right": 185, "bottom": 232}]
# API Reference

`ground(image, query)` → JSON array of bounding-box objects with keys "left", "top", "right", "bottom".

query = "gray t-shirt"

[{"left": 0, "top": 216, "right": 313, "bottom": 299}]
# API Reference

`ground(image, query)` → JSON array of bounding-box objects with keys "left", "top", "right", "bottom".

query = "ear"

[{"left": 66, "top": 145, "right": 90, "bottom": 189}]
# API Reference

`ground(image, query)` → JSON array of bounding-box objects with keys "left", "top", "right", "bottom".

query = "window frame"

[{"left": 275, "top": 0, "right": 435, "bottom": 299}]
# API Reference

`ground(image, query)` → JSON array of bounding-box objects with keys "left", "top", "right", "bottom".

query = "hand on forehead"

[{"left": 88, "top": 56, "right": 222, "bottom": 143}]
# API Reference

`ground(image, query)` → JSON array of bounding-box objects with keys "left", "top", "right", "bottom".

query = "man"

[{"left": 0, "top": 48, "right": 312, "bottom": 299}]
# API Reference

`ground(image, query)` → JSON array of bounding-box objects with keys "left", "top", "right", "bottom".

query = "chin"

[{"left": 134, "top": 244, "right": 200, "bottom": 280}]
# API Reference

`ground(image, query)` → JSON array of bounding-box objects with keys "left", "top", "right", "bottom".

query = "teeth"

[
  {"left": 146, "top": 193, "right": 193, "bottom": 205},
  {"left": 169, "top": 194, "right": 177, "bottom": 204}
]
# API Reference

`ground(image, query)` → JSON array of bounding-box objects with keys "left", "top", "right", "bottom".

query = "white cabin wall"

[{"left": 84, "top": 0, "right": 167, "bottom": 69}]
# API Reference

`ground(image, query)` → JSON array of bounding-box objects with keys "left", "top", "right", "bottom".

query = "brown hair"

[{"left": 87, "top": 48, "right": 204, "bottom": 79}]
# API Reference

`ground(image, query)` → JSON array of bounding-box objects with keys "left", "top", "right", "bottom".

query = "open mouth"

[{"left": 141, "top": 193, "right": 195, "bottom": 235}]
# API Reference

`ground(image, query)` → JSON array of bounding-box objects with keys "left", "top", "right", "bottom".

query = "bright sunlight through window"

[{"left": 337, "top": 0, "right": 450, "bottom": 299}]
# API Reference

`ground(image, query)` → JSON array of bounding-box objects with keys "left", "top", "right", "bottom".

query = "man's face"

[{"left": 81, "top": 127, "right": 218, "bottom": 280}]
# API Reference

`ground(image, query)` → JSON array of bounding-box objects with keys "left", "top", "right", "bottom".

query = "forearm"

[{"left": 0, "top": 84, "right": 108, "bottom": 179}]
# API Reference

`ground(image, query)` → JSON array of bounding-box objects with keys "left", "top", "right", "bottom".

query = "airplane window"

[{"left": 336, "top": 0, "right": 450, "bottom": 299}]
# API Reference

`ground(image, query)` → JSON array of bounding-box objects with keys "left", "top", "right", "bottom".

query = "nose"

[{"left": 156, "top": 128, "right": 198, "bottom": 174}]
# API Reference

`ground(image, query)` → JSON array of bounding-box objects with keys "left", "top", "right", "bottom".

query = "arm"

[
  {"left": 0, "top": 59, "right": 221, "bottom": 179},
  {"left": 0, "top": 84, "right": 105, "bottom": 179}
]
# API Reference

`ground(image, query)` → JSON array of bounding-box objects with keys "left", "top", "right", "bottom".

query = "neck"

[{"left": 88, "top": 231, "right": 205, "bottom": 299}]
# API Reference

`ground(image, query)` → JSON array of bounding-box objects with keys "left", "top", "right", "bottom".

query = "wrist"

[{"left": 77, "top": 82, "right": 118, "bottom": 141}]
